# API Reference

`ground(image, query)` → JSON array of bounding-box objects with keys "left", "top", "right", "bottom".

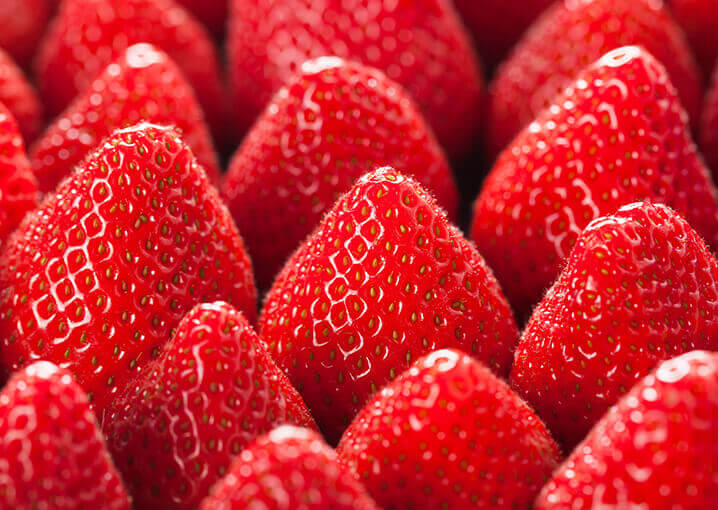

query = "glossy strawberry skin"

[
  {"left": 260, "top": 168, "right": 519, "bottom": 443},
  {"left": 512, "top": 202, "right": 718, "bottom": 449},
  {"left": 453, "top": 0, "right": 554, "bottom": 71},
  {"left": 200, "top": 425, "right": 378, "bottom": 510},
  {"left": 337, "top": 349, "right": 560, "bottom": 509},
  {"left": 0, "top": 124, "right": 257, "bottom": 419},
  {"left": 0, "top": 0, "right": 50, "bottom": 67},
  {"left": 0, "top": 48, "right": 43, "bottom": 144},
  {"left": 0, "top": 361, "right": 131, "bottom": 509},
  {"left": 35, "top": 0, "right": 225, "bottom": 143},
  {"left": 228, "top": 0, "right": 483, "bottom": 160},
  {"left": 671, "top": 0, "right": 718, "bottom": 77},
  {"left": 473, "top": 46, "right": 718, "bottom": 319},
  {"left": 488, "top": 0, "right": 702, "bottom": 157},
  {"left": 0, "top": 102, "right": 37, "bottom": 245},
  {"left": 30, "top": 43, "right": 220, "bottom": 194},
  {"left": 222, "top": 57, "right": 458, "bottom": 289},
  {"left": 535, "top": 351, "right": 718, "bottom": 509}
]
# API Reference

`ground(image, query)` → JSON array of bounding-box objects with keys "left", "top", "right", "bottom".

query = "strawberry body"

[
  {"left": 671, "top": 0, "right": 718, "bottom": 77},
  {"left": 175, "top": 0, "right": 227, "bottom": 36},
  {"left": 104, "top": 302, "right": 313, "bottom": 509},
  {"left": 0, "top": 102, "right": 37, "bottom": 245},
  {"left": 0, "top": 124, "right": 256, "bottom": 418},
  {"left": 260, "top": 167, "right": 519, "bottom": 443},
  {"left": 228, "top": 0, "right": 483, "bottom": 160},
  {"left": 0, "top": 0, "right": 50, "bottom": 67},
  {"left": 512, "top": 202, "right": 718, "bottom": 449},
  {"left": 222, "top": 57, "right": 458, "bottom": 289},
  {"left": 200, "top": 425, "right": 378, "bottom": 510},
  {"left": 35, "top": 0, "right": 225, "bottom": 143},
  {"left": 535, "top": 350, "right": 718, "bottom": 509},
  {"left": 30, "top": 43, "right": 219, "bottom": 194},
  {"left": 488, "top": 0, "right": 702, "bottom": 157},
  {"left": 0, "top": 361, "right": 131, "bottom": 509},
  {"left": 337, "top": 349, "right": 561, "bottom": 509},
  {"left": 699, "top": 65, "right": 718, "bottom": 174},
  {"left": 0, "top": 48, "right": 43, "bottom": 143},
  {"left": 472, "top": 46, "right": 718, "bottom": 318}
]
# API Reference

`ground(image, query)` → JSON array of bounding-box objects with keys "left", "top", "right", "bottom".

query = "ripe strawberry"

[
  {"left": 337, "top": 349, "right": 560, "bottom": 509},
  {"left": 472, "top": 46, "right": 718, "bottom": 319},
  {"left": 175, "top": 0, "right": 227, "bottom": 37},
  {"left": 0, "top": 123, "right": 257, "bottom": 419},
  {"left": 453, "top": 0, "right": 554, "bottom": 71},
  {"left": 103, "top": 302, "right": 315, "bottom": 510},
  {"left": 30, "top": 43, "right": 220, "bottom": 194},
  {"left": 228, "top": 0, "right": 483, "bottom": 160},
  {"left": 0, "top": 0, "right": 50, "bottom": 67},
  {"left": 0, "top": 47, "right": 43, "bottom": 143},
  {"left": 0, "top": 102, "right": 37, "bottom": 245},
  {"left": 200, "top": 425, "right": 378, "bottom": 510},
  {"left": 222, "top": 57, "right": 458, "bottom": 289},
  {"left": 512, "top": 202, "right": 718, "bottom": 449},
  {"left": 35, "top": 0, "right": 225, "bottom": 143},
  {"left": 699, "top": 65, "right": 718, "bottom": 174},
  {"left": 259, "top": 167, "right": 519, "bottom": 443},
  {"left": 487, "top": 0, "right": 702, "bottom": 157},
  {"left": 535, "top": 350, "right": 718, "bottom": 509},
  {"left": 0, "top": 361, "right": 131, "bottom": 509},
  {"left": 671, "top": 0, "right": 718, "bottom": 77}
]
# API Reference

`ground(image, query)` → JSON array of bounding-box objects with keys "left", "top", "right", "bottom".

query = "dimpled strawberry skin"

[
  {"left": 30, "top": 43, "right": 220, "bottom": 194},
  {"left": 0, "top": 362, "right": 131, "bottom": 509},
  {"left": 535, "top": 351, "right": 718, "bottom": 509},
  {"left": 222, "top": 57, "right": 458, "bottom": 289},
  {"left": 0, "top": 47, "right": 43, "bottom": 144},
  {"left": 260, "top": 167, "right": 519, "bottom": 443},
  {"left": 473, "top": 46, "right": 718, "bottom": 318},
  {"left": 0, "top": 124, "right": 257, "bottom": 418},
  {"left": 488, "top": 0, "right": 702, "bottom": 157},
  {"left": 228, "top": 0, "right": 483, "bottom": 160},
  {"left": 35, "top": 0, "right": 225, "bottom": 142},
  {"left": 512, "top": 202, "right": 718, "bottom": 449},
  {"left": 337, "top": 349, "right": 561, "bottom": 509},
  {"left": 103, "top": 302, "right": 313, "bottom": 510},
  {"left": 200, "top": 425, "right": 379, "bottom": 510}
]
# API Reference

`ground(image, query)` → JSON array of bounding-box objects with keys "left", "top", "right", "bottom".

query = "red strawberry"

[
  {"left": 30, "top": 43, "right": 220, "bottom": 194},
  {"left": 535, "top": 350, "right": 718, "bottom": 509},
  {"left": 0, "top": 361, "right": 131, "bottom": 509},
  {"left": 699, "top": 64, "right": 718, "bottom": 174},
  {"left": 200, "top": 425, "right": 378, "bottom": 510},
  {"left": 35, "top": 0, "right": 226, "bottom": 143},
  {"left": 487, "top": 0, "right": 702, "bottom": 157},
  {"left": 671, "top": 0, "right": 718, "bottom": 77},
  {"left": 453, "top": 0, "right": 554, "bottom": 71},
  {"left": 228, "top": 0, "right": 483, "bottom": 160},
  {"left": 103, "top": 302, "right": 315, "bottom": 510},
  {"left": 0, "top": 102, "right": 37, "bottom": 245},
  {"left": 337, "top": 349, "right": 560, "bottom": 509},
  {"left": 0, "top": 47, "right": 43, "bottom": 144},
  {"left": 512, "top": 202, "right": 718, "bottom": 449},
  {"left": 259, "top": 167, "right": 519, "bottom": 443},
  {"left": 472, "top": 46, "right": 718, "bottom": 319},
  {"left": 0, "top": 123, "right": 257, "bottom": 418},
  {"left": 222, "top": 57, "right": 458, "bottom": 289},
  {"left": 0, "top": 0, "right": 50, "bottom": 67},
  {"left": 175, "top": 0, "right": 227, "bottom": 37}
]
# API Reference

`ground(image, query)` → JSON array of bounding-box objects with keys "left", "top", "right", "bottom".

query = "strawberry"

[
  {"left": 200, "top": 425, "right": 378, "bottom": 510},
  {"left": 699, "top": 65, "right": 718, "bottom": 175},
  {"left": 0, "top": 102, "right": 37, "bottom": 245},
  {"left": 0, "top": 47, "right": 43, "bottom": 144},
  {"left": 259, "top": 167, "right": 519, "bottom": 443},
  {"left": 0, "top": 123, "right": 257, "bottom": 419},
  {"left": 0, "top": 0, "right": 50, "bottom": 67},
  {"left": 472, "top": 46, "right": 718, "bottom": 319},
  {"left": 337, "top": 349, "right": 560, "bottom": 509},
  {"left": 453, "top": 0, "right": 554, "bottom": 71},
  {"left": 0, "top": 361, "right": 131, "bottom": 509},
  {"left": 103, "top": 301, "right": 315, "bottom": 510},
  {"left": 671, "top": 0, "right": 718, "bottom": 77},
  {"left": 222, "top": 57, "right": 458, "bottom": 290},
  {"left": 227, "top": 0, "right": 483, "bottom": 160},
  {"left": 535, "top": 350, "right": 718, "bottom": 509},
  {"left": 30, "top": 43, "right": 220, "bottom": 194},
  {"left": 487, "top": 0, "right": 702, "bottom": 157},
  {"left": 512, "top": 202, "right": 718, "bottom": 450},
  {"left": 35, "top": 0, "right": 226, "bottom": 143},
  {"left": 175, "top": 0, "right": 227, "bottom": 37}
]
